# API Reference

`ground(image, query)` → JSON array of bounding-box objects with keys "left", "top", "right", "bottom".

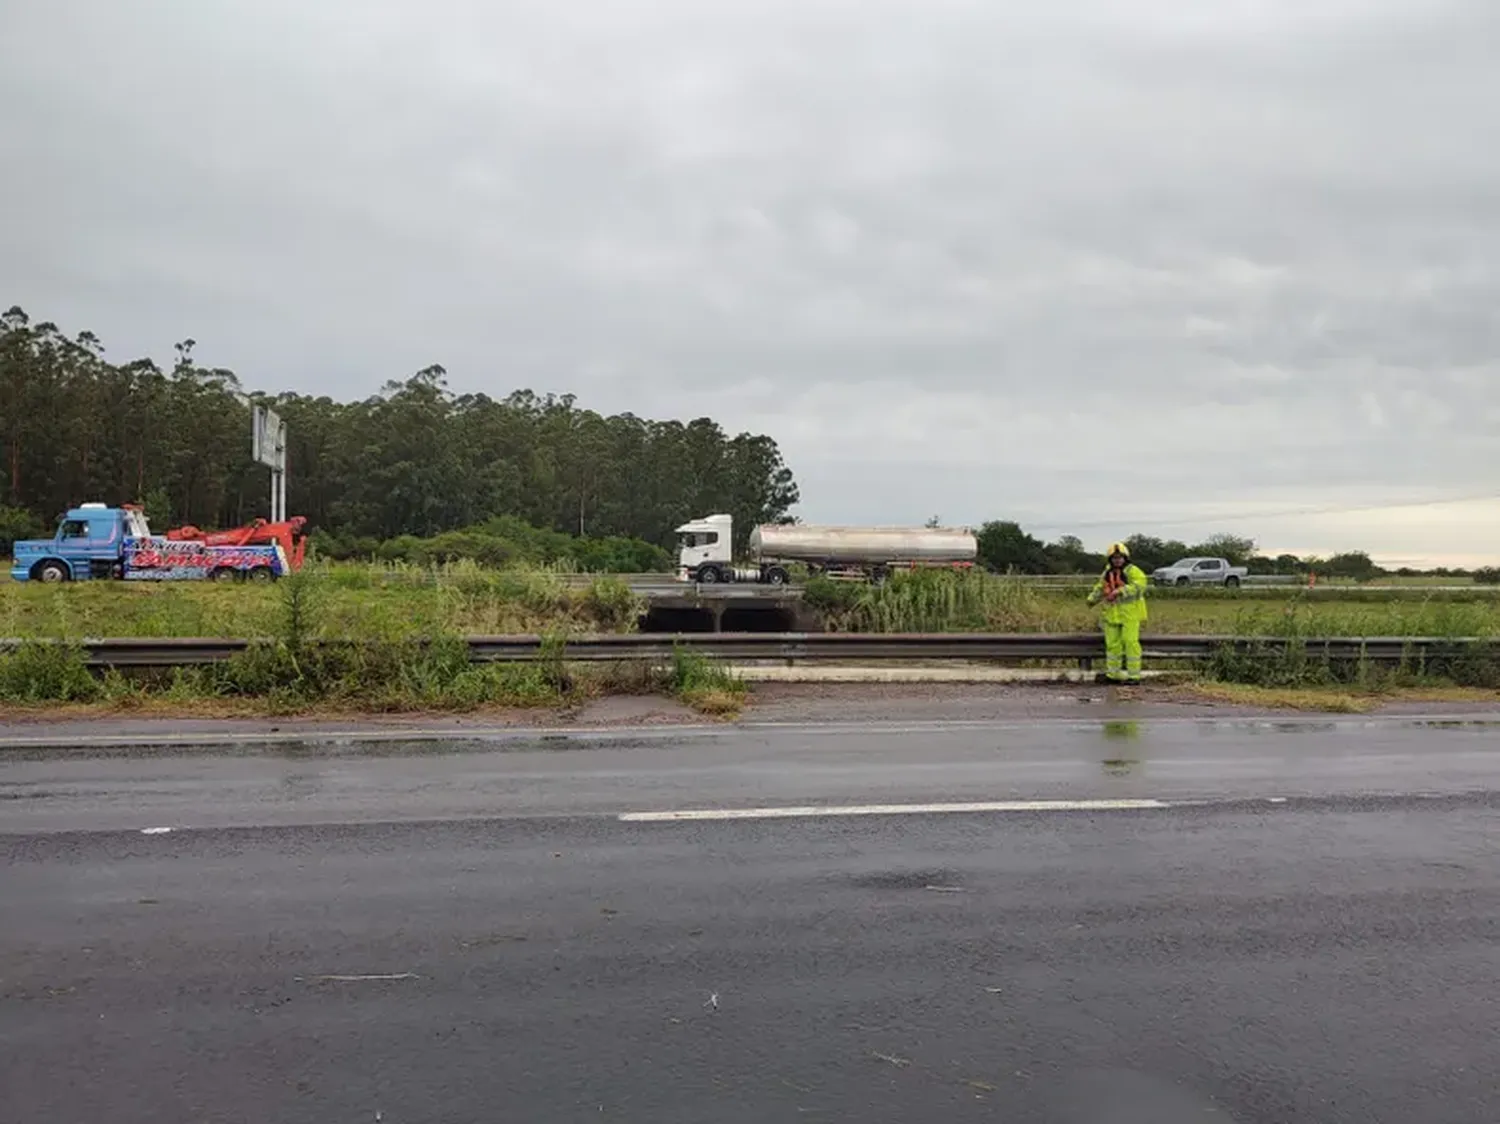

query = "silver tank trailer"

[{"left": 748, "top": 524, "right": 977, "bottom": 566}]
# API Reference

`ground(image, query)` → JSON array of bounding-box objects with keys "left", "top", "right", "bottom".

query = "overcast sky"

[{"left": 4, "top": 0, "right": 1498, "bottom": 565}]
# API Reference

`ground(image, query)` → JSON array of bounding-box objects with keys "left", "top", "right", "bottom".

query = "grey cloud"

[{"left": 2, "top": 0, "right": 1498, "bottom": 562}]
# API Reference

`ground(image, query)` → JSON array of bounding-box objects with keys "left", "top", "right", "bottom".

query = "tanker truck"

[{"left": 674, "top": 514, "right": 978, "bottom": 584}]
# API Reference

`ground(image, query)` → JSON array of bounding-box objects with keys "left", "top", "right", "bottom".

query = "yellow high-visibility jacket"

[{"left": 1087, "top": 563, "right": 1149, "bottom": 624}]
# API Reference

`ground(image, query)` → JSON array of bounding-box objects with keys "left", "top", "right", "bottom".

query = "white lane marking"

[
  {"left": 140, "top": 826, "right": 174, "bottom": 834},
  {"left": 300, "top": 973, "right": 420, "bottom": 983},
  {"left": 619, "top": 798, "right": 1170, "bottom": 822}
]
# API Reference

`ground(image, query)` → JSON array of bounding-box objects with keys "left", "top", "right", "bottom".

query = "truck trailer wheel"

[
  {"left": 34, "top": 561, "right": 70, "bottom": 583},
  {"left": 763, "top": 566, "right": 789, "bottom": 586}
]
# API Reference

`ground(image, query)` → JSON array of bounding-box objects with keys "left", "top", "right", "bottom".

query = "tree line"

[
  {"left": 3, "top": 306, "right": 1488, "bottom": 581},
  {"left": 974, "top": 521, "right": 1484, "bottom": 581},
  {"left": 0, "top": 306, "right": 799, "bottom": 559}
]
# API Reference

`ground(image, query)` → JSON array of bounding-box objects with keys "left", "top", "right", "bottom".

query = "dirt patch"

[
  {"left": 1168, "top": 681, "right": 1500, "bottom": 714},
  {"left": 566, "top": 694, "right": 701, "bottom": 725}
]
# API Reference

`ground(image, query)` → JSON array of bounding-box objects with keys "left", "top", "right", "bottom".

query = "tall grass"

[{"left": 805, "top": 571, "right": 1073, "bottom": 632}]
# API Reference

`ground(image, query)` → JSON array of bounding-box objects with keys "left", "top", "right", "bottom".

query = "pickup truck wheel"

[
  {"left": 35, "top": 561, "right": 70, "bottom": 583},
  {"left": 1224, "top": 575, "right": 1241, "bottom": 588},
  {"left": 1175, "top": 576, "right": 1191, "bottom": 587},
  {"left": 697, "top": 566, "right": 721, "bottom": 584}
]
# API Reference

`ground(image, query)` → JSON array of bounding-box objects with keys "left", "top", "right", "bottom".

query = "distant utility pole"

[{"left": 251, "top": 406, "right": 287, "bottom": 522}]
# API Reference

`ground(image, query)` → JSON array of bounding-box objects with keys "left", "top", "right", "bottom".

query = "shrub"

[
  {"left": 581, "top": 577, "right": 644, "bottom": 632},
  {"left": 0, "top": 505, "right": 45, "bottom": 555},
  {"left": 0, "top": 641, "right": 100, "bottom": 703}
]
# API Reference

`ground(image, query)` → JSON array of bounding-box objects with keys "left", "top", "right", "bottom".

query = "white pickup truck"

[{"left": 1150, "top": 557, "right": 1249, "bottom": 588}]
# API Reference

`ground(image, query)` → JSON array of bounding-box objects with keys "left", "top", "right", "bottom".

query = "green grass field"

[
  {"left": 3, "top": 563, "right": 1498, "bottom": 640},
  {"left": 0, "top": 562, "right": 644, "bottom": 639}
]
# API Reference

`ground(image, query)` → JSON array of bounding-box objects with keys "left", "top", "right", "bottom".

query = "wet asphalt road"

[{"left": 3, "top": 715, "right": 1500, "bottom": 1122}]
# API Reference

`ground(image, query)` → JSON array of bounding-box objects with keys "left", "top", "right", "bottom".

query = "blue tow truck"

[{"left": 9, "top": 504, "right": 290, "bottom": 583}]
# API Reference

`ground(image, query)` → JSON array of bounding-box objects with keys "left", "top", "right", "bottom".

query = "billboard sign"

[{"left": 252, "top": 406, "right": 285, "bottom": 469}]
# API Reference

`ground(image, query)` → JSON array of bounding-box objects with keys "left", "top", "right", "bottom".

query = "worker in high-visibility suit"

[{"left": 1087, "top": 542, "right": 1148, "bottom": 683}]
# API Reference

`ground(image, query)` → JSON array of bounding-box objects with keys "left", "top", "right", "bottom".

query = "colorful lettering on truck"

[{"left": 122, "top": 538, "right": 288, "bottom": 581}]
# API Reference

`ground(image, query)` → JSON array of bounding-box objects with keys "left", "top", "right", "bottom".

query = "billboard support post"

[{"left": 252, "top": 406, "right": 288, "bottom": 522}]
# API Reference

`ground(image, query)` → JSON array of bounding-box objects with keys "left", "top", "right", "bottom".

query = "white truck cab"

[{"left": 674, "top": 514, "right": 736, "bottom": 581}]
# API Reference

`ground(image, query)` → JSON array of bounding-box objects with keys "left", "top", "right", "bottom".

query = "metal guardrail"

[{"left": 4, "top": 633, "right": 1496, "bottom": 669}]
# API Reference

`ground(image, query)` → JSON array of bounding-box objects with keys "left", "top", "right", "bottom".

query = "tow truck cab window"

[{"left": 60, "top": 520, "right": 89, "bottom": 539}]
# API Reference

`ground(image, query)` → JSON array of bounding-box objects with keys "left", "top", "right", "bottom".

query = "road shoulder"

[{"left": 1, "top": 681, "right": 1497, "bottom": 746}]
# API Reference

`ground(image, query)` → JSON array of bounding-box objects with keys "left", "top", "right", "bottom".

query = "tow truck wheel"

[
  {"left": 210, "top": 567, "right": 239, "bottom": 583},
  {"left": 35, "top": 561, "right": 70, "bottom": 583},
  {"left": 246, "top": 566, "right": 275, "bottom": 583}
]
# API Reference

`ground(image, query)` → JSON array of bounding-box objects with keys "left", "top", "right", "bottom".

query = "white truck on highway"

[
  {"left": 1150, "top": 557, "right": 1249, "bottom": 588},
  {"left": 674, "top": 514, "right": 978, "bottom": 585}
]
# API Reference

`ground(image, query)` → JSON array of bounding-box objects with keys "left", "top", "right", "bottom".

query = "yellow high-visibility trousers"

[{"left": 1104, "top": 619, "right": 1143, "bottom": 682}]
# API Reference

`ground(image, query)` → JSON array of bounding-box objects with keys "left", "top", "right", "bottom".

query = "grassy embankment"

[
  {"left": 1, "top": 564, "right": 1497, "bottom": 711},
  {"left": 0, "top": 563, "right": 745, "bottom": 716}
]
